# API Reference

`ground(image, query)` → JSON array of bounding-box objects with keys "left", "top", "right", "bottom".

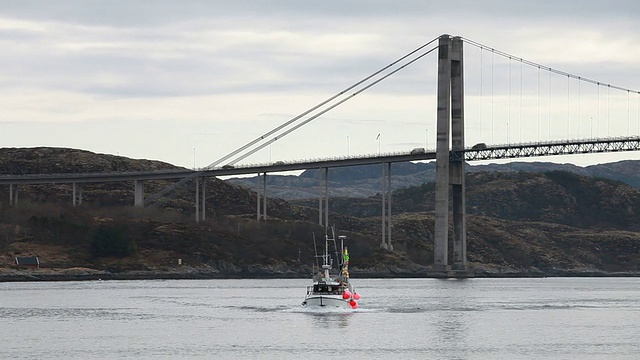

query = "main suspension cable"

[
  {"left": 144, "top": 37, "right": 440, "bottom": 206},
  {"left": 462, "top": 37, "right": 640, "bottom": 95},
  {"left": 205, "top": 36, "right": 441, "bottom": 169},
  {"left": 227, "top": 46, "right": 439, "bottom": 165}
]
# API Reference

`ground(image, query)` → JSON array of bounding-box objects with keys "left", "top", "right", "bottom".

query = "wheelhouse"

[{"left": 311, "top": 283, "right": 344, "bottom": 295}]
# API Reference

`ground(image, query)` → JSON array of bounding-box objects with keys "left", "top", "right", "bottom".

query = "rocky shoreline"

[{"left": 2, "top": 265, "right": 639, "bottom": 282}]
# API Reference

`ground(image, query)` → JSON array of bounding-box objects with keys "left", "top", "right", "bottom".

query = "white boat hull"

[{"left": 302, "top": 295, "right": 352, "bottom": 309}]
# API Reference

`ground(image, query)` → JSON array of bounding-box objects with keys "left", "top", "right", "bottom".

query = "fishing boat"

[{"left": 301, "top": 230, "right": 361, "bottom": 309}]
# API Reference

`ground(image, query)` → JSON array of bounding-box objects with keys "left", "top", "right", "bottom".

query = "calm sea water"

[{"left": 1, "top": 277, "right": 639, "bottom": 359}]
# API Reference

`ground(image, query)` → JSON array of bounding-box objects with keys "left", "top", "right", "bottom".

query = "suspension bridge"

[{"left": 2, "top": 34, "right": 640, "bottom": 277}]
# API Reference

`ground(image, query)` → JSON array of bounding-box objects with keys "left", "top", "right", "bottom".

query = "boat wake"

[{"left": 286, "top": 306, "right": 358, "bottom": 314}]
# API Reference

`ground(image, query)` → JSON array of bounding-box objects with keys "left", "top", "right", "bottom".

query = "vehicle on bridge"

[
  {"left": 471, "top": 143, "right": 487, "bottom": 150},
  {"left": 410, "top": 147, "right": 425, "bottom": 155}
]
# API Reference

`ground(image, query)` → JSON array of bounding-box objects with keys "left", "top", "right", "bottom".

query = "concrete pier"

[
  {"left": 256, "top": 172, "right": 268, "bottom": 222},
  {"left": 256, "top": 173, "right": 261, "bottom": 222},
  {"left": 134, "top": 180, "right": 144, "bottom": 207},
  {"left": 450, "top": 36, "right": 469, "bottom": 274},
  {"left": 9, "top": 184, "right": 17, "bottom": 206},
  {"left": 432, "top": 34, "right": 452, "bottom": 273},
  {"left": 380, "top": 162, "right": 393, "bottom": 250},
  {"left": 318, "top": 167, "right": 329, "bottom": 228},
  {"left": 430, "top": 34, "right": 472, "bottom": 278},
  {"left": 195, "top": 176, "right": 200, "bottom": 222},
  {"left": 72, "top": 183, "right": 83, "bottom": 206}
]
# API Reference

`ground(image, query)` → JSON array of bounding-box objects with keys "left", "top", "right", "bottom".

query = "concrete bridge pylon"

[{"left": 430, "top": 34, "right": 472, "bottom": 278}]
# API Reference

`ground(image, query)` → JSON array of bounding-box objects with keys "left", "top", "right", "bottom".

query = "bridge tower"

[{"left": 430, "top": 35, "right": 471, "bottom": 277}]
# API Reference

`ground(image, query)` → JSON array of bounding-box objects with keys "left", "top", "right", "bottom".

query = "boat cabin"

[{"left": 313, "top": 283, "right": 343, "bottom": 295}]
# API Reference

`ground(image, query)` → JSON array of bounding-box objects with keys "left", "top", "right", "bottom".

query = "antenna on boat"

[
  {"left": 329, "top": 225, "right": 341, "bottom": 268},
  {"left": 338, "top": 234, "right": 347, "bottom": 268},
  {"left": 312, "top": 233, "right": 320, "bottom": 270}
]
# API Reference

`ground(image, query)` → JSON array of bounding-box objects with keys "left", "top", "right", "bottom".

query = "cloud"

[{"left": 1, "top": 1, "right": 640, "bottom": 167}]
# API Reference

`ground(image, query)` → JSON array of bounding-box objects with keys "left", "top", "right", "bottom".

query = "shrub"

[{"left": 89, "top": 224, "right": 137, "bottom": 258}]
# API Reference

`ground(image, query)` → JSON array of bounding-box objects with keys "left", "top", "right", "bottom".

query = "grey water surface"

[{"left": 1, "top": 277, "right": 639, "bottom": 359}]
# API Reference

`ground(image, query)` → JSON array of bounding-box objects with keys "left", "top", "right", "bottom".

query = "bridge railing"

[
  {"left": 457, "top": 136, "right": 640, "bottom": 161},
  {"left": 222, "top": 150, "right": 417, "bottom": 170}
]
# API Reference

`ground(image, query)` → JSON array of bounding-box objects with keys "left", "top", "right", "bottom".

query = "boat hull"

[{"left": 302, "top": 295, "right": 352, "bottom": 309}]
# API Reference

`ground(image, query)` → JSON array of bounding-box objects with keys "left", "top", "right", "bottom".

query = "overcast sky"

[{"left": 1, "top": 0, "right": 640, "bottom": 168}]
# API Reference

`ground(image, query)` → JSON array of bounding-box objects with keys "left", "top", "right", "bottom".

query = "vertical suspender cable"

[
  {"left": 548, "top": 69, "right": 551, "bottom": 139},
  {"left": 567, "top": 75, "right": 570, "bottom": 139},
  {"left": 537, "top": 66, "right": 540, "bottom": 140},
  {"left": 509, "top": 56, "right": 512, "bottom": 141},
  {"left": 520, "top": 60, "right": 523, "bottom": 142},
  {"left": 608, "top": 85, "right": 611, "bottom": 137},
  {"left": 597, "top": 83, "right": 600, "bottom": 138},
  {"left": 491, "top": 49, "right": 494, "bottom": 144},
  {"left": 578, "top": 78, "right": 581, "bottom": 138},
  {"left": 480, "top": 47, "right": 483, "bottom": 140},
  {"left": 464, "top": 37, "right": 640, "bottom": 143}
]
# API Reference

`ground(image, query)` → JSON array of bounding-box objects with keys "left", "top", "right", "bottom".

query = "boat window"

[{"left": 312, "top": 283, "right": 344, "bottom": 294}]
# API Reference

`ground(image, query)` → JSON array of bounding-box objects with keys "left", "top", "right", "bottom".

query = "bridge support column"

[
  {"left": 451, "top": 36, "right": 468, "bottom": 273},
  {"left": 263, "top": 173, "right": 268, "bottom": 221},
  {"left": 134, "top": 180, "right": 144, "bottom": 207},
  {"left": 318, "top": 169, "right": 322, "bottom": 225},
  {"left": 380, "top": 162, "right": 393, "bottom": 250},
  {"left": 256, "top": 172, "right": 267, "bottom": 222},
  {"left": 387, "top": 163, "right": 392, "bottom": 250},
  {"left": 9, "top": 184, "right": 17, "bottom": 206},
  {"left": 324, "top": 168, "right": 329, "bottom": 228},
  {"left": 72, "top": 183, "right": 83, "bottom": 206},
  {"left": 381, "top": 163, "right": 386, "bottom": 249},
  {"left": 201, "top": 177, "right": 206, "bottom": 221},
  {"left": 430, "top": 34, "right": 472, "bottom": 278},
  {"left": 194, "top": 176, "right": 206, "bottom": 223},
  {"left": 432, "top": 35, "right": 453, "bottom": 273},
  {"left": 195, "top": 176, "right": 200, "bottom": 223},
  {"left": 318, "top": 167, "right": 329, "bottom": 228},
  {"left": 256, "top": 173, "right": 261, "bottom": 223}
]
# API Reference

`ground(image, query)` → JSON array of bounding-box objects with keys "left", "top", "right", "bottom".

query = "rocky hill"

[
  {"left": 227, "top": 160, "right": 640, "bottom": 199},
  {"left": 1, "top": 147, "right": 639, "bottom": 280}
]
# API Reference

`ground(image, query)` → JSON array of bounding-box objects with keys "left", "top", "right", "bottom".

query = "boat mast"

[
  {"left": 339, "top": 235, "right": 345, "bottom": 268},
  {"left": 322, "top": 233, "right": 331, "bottom": 279}
]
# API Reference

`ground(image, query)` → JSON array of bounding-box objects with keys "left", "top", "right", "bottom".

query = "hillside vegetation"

[{"left": 1, "top": 147, "right": 639, "bottom": 279}]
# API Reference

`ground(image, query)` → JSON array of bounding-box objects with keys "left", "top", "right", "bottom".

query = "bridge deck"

[{"left": 1, "top": 136, "right": 639, "bottom": 185}]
